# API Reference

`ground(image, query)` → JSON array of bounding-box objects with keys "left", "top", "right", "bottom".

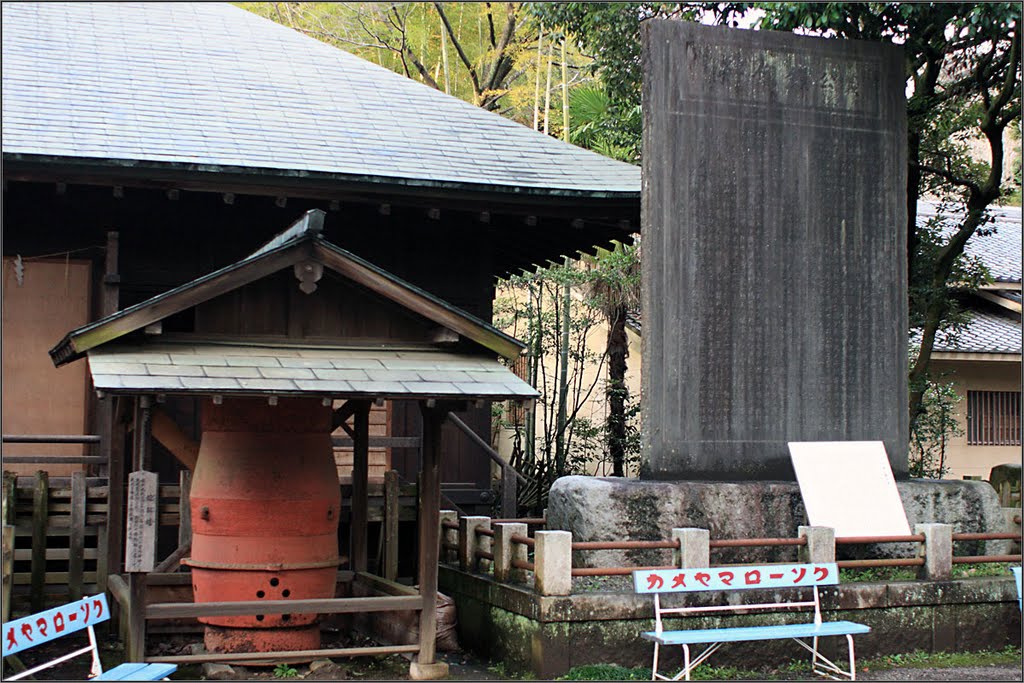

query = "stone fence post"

[
  {"left": 459, "top": 515, "right": 491, "bottom": 573},
  {"left": 672, "top": 528, "right": 709, "bottom": 568},
  {"left": 915, "top": 523, "right": 953, "bottom": 581},
  {"left": 535, "top": 530, "right": 572, "bottom": 596},
  {"left": 798, "top": 526, "right": 836, "bottom": 564},
  {"left": 493, "top": 522, "right": 527, "bottom": 584},
  {"left": 439, "top": 510, "right": 458, "bottom": 565}
]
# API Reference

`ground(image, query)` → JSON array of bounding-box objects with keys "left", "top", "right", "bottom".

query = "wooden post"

[
  {"left": 2, "top": 470, "right": 16, "bottom": 525},
  {"left": 384, "top": 469, "right": 400, "bottom": 581},
  {"left": 178, "top": 469, "right": 192, "bottom": 549},
  {"left": 127, "top": 573, "right": 147, "bottom": 662},
  {"left": 106, "top": 395, "right": 128, "bottom": 628},
  {"left": 69, "top": 471, "right": 86, "bottom": 601},
  {"left": 133, "top": 397, "right": 153, "bottom": 472},
  {"left": 94, "top": 231, "right": 119, "bottom": 479},
  {"left": 30, "top": 470, "right": 48, "bottom": 613},
  {"left": 351, "top": 401, "right": 371, "bottom": 573},
  {"left": 409, "top": 404, "right": 448, "bottom": 680},
  {"left": 501, "top": 464, "right": 517, "bottom": 519},
  {"left": 2, "top": 524, "right": 13, "bottom": 623}
]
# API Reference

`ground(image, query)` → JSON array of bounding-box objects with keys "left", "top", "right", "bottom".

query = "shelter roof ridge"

[{"left": 50, "top": 210, "right": 525, "bottom": 366}]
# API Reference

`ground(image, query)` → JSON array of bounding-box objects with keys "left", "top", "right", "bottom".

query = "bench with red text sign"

[
  {"left": 633, "top": 562, "right": 870, "bottom": 681},
  {"left": 2, "top": 593, "right": 176, "bottom": 681}
]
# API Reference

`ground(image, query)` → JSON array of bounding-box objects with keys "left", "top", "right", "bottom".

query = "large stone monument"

[
  {"left": 641, "top": 21, "right": 908, "bottom": 480},
  {"left": 548, "top": 22, "right": 1011, "bottom": 557}
]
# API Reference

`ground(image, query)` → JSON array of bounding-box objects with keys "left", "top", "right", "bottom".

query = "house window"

[{"left": 966, "top": 390, "right": 1021, "bottom": 446}]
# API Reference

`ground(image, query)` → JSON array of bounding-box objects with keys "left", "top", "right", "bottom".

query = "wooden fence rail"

[{"left": 2, "top": 468, "right": 416, "bottom": 617}]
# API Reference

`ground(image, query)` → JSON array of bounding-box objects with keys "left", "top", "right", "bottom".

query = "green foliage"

[
  {"left": 908, "top": 377, "right": 962, "bottom": 479},
  {"left": 273, "top": 663, "right": 298, "bottom": 678},
  {"left": 840, "top": 566, "right": 919, "bottom": 583},
  {"left": 569, "top": 85, "right": 641, "bottom": 162},
  {"left": 494, "top": 244, "right": 642, "bottom": 510}
]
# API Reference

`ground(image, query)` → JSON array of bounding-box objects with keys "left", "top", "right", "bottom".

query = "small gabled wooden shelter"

[{"left": 49, "top": 209, "right": 537, "bottom": 676}]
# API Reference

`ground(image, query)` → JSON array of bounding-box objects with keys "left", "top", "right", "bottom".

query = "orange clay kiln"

[{"left": 186, "top": 397, "right": 340, "bottom": 653}]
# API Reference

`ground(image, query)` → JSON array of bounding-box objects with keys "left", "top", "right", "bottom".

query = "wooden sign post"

[{"left": 124, "top": 470, "right": 158, "bottom": 662}]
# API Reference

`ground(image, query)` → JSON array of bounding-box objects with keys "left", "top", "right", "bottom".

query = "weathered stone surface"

[
  {"left": 548, "top": 477, "right": 1011, "bottom": 566},
  {"left": 439, "top": 563, "right": 1020, "bottom": 679},
  {"left": 640, "top": 21, "right": 908, "bottom": 480},
  {"left": 201, "top": 663, "right": 237, "bottom": 680}
]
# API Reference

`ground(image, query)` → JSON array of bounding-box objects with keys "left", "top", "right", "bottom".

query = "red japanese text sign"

[
  {"left": 632, "top": 563, "right": 839, "bottom": 594},
  {"left": 2, "top": 594, "right": 109, "bottom": 657}
]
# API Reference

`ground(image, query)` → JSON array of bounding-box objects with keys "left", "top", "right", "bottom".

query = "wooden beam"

[
  {"left": 150, "top": 408, "right": 198, "bottom": 470},
  {"left": 314, "top": 242, "right": 523, "bottom": 360},
  {"left": 146, "top": 594, "right": 420, "bottom": 619},
  {"left": 351, "top": 401, "right": 371, "bottom": 573},
  {"left": 59, "top": 245, "right": 307, "bottom": 362},
  {"left": 148, "top": 644, "right": 420, "bottom": 665}
]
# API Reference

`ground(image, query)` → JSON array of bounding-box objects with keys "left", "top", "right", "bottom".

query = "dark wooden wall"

[{"left": 3, "top": 180, "right": 500, "bottom": 504}]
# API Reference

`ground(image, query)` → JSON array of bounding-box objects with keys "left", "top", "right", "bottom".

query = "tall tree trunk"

[
  {"left": 606, "top": 305, "right": 629, "bottom": 477},
  {"left": 525, "top": 283, "right": 540, "bottom": 462},
  {"left": 554, "top": 266, "right": 571, "bottom": 476}
]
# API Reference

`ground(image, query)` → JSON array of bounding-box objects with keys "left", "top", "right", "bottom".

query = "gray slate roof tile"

[
  {"left": 1, "top": 2, "right": 639, "bottom": 196},
  {"left": 933, "top": 310, "right": 1022, "bottom": 355},
  {"left": 85, "top": 343, "right": 539, "bottom": 399}
]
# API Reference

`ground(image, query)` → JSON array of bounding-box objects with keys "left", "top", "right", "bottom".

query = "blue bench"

[
  {"left": 2, "top": 593, "right": 176, "bottom": 681},
  {"left": 633, "top": 562, "right": 869, "bottom": 681}
]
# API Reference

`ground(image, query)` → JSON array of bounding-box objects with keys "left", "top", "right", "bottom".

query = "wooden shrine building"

[{"left": 46, "top": 210, "right": 537, "bottom": 675}]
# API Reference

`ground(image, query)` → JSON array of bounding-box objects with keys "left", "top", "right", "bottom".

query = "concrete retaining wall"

[{"left": 440, "top": 566, "right": 1021, "bottom": 679}]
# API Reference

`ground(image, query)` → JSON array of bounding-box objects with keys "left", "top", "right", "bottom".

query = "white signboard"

[{"left": 788, "top": 441, "right": 910, "bottom": 537}]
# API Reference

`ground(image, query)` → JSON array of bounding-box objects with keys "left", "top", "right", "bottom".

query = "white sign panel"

[{"left": 789, "top": 441, "right": 910, "bottom": 537}]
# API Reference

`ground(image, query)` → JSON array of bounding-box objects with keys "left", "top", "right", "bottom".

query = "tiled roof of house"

[
  {"left": 933, "top": 310, "right": 1021, "bottom": 355},
  {"left": 1, "top": 2, "right": 640, "bottom": 197},
  {"left": 919, "top": 201, "right": 1022, "bottom": 284}
]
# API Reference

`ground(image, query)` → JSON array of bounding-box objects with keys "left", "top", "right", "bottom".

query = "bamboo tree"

[
  {"left": 561, "top": 37, "right": 569, "bottom": 142},
  {"left": 438, "top": 10, "right": 451, "bottom": 94},
  {"left": 543, "top": 39, "right": 554, "bottom": 134},
  {"left": 532, "top": 23, "right": 545, "bottom": 130}
]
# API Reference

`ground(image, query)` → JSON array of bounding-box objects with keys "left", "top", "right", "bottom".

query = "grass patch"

[
  {"left": 559, "top": 663, "right": 771, "bottom": 680},
  {"left": 558, "top": 647, "right": 1022, "bottom": 680},
  {"left": 861, "top": 646, "right": 1022, "bottom": 671},
  {"left": 951, "top": 562, "right": 1015, "bottom": 579},
  {"left": 840, "top": 563, "right": 1015, "bottom": 583}
]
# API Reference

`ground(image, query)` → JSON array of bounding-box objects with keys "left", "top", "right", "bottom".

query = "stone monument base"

[{"left": 547, "top": 476, "right": 1012, "bottom": 567}]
